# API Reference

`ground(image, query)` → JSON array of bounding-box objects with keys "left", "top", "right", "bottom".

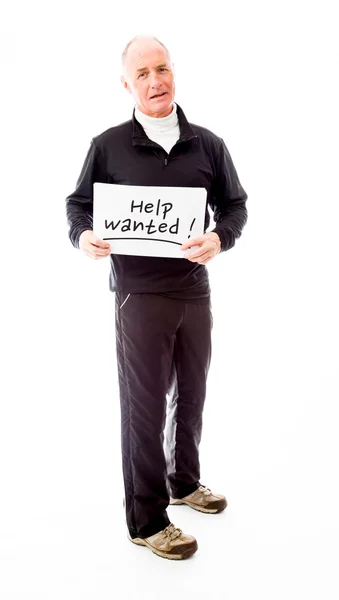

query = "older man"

[{"left": 65, "top": 35, "right": 248, "bottom": 560}]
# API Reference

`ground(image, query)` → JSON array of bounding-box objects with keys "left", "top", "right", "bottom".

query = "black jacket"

[{"left": 65, "top": 103, "right": 248, "bottom": 301}]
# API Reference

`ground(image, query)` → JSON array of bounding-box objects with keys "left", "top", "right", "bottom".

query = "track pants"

[{"left": 115, "top": 292, "right": 213, "bottom": 539}]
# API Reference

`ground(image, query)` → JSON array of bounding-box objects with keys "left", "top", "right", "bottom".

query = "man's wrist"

[{"left": 205, "top": 231, "right": 221, "bottom": 252}]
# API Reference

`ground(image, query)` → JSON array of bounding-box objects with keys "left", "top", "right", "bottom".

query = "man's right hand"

[{"left": 79, "top": 230, "right": 111, "bottom": 259}]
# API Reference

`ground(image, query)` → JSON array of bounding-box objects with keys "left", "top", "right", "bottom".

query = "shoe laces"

[
  {"left": 198, "top": 485, "right": 212, "bottom": 496},
  {"left": 162, "top": 523, "right": 182, "bottom": 541}
]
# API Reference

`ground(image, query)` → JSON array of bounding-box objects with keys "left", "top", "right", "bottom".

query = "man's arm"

[
  {"left": 65, "top": 138, "right": 106, "bottom": 249},
  {"left": 209, "top": 137, "right": 248, "bottom": 252}
]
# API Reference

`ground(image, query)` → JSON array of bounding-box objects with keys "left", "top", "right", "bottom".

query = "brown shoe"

[
  {"left": 170, "top": 485, "right": 227, "bottom": 513},
  {"left": 128, "top": 523, "right": 198, "bottom": 560}
]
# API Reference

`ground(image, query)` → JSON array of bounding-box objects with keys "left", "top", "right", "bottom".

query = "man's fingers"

[
  {"left": 184, "top": 246, "right": 210, "bottom": 260},
  {"left": 187, "top": 250, "right": 211, "bottom": 263},
  {"left": 185, "top": 246, "right": 205, "bottom": 258},
  {"left": 79, "top": 230, "right": 111, "bottom": 255},
  {"left": 181, "top": 238, "right": 203, "bottom": 250},
  {"left": 89, "top": 243, "right": 111, "bottom": 255},
  {"left": 84, "top": 242, "right": 111, "bottom": 259},
  {"left": 91, "top": 236, "right": 110, "bottom": 249},
  {"left": 184, "top": 242, "right": 212, "bottom": 260},
  {"left": 86, "top": 251, "right": 109, "bottom": 259}
]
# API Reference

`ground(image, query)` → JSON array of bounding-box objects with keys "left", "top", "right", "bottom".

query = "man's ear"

[{"left": 120, "top": 75, "right": 130, "bottom": 93}]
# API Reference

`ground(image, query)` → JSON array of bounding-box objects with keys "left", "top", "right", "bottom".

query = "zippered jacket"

[{"left": 65, "top": 103, "right": 248, "bottom": 300}]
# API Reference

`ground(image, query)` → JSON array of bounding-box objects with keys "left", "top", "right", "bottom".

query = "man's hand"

[
  {"left": 79, "top": 230, "right": 111, "bottom": 259},
  {"left": 180, "top": 232, "right": 221, "bottom": 265}
]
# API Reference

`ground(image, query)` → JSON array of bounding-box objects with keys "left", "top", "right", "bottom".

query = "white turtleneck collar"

[
  {"left": 134, "top": 103, "right": 178, "bottom": 132},
  {"left": 134, "top": 103, "right": 180, "bottom": 155}
]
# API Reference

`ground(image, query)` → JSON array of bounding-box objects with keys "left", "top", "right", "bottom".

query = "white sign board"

[{"left": 93, "top": 183, "right": 207, "bottom": 258}]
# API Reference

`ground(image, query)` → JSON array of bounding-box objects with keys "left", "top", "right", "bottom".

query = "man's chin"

[{"left": 137, "top": 98, "right": 175, "bottom": 117}]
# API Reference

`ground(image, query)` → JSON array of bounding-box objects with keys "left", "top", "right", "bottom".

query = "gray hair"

[{"left": 121, "top": 35, "right": 171, "bottom": 71}]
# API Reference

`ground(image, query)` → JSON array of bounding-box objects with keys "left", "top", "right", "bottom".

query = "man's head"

[{"left": 121, "top": 35, "right": 175, "bottom": 118}]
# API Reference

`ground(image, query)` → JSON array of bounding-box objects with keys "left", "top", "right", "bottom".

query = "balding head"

[
  {"left": 121, "top": 35, "right": 171, "bottom": 74},
  {"left": 120, "top": 35, "right": 175, "bottom": 118}
]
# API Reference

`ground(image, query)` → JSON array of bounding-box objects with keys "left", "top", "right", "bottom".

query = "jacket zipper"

[
  {"left": 164, "top": 136, "right": 197, "bottom": 167},
  {"left": 133, "top": 135, "right": 197, "bottom": 168}
]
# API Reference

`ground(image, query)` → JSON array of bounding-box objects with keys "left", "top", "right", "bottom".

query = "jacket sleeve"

[
  {"left": 65, "top": 138, "right": 107, "bottom": 249},
  {"left": 209, "top": 137, "right": 248, "bottom": 252}
]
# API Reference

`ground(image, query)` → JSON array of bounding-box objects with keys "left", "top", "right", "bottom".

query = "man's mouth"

[{"left": 150, "top": 92, "right": 167, "bottom": 99}]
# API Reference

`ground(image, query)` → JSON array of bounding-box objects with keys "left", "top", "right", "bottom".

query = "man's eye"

[{"left": 138, "top": 73, "right": 146, "bottom": 78}]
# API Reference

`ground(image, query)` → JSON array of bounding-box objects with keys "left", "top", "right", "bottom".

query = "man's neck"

[{"left": 135, "top": 103, "right": 175, "bottom": 120}]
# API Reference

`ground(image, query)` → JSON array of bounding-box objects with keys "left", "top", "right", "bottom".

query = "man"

[{"left": 65, "top": 35, "right": 248, "bottom": 561}]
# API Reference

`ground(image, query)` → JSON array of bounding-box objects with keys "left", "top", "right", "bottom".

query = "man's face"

[{"left": 121, "top": 41, "right": 175, "bottom": 118}]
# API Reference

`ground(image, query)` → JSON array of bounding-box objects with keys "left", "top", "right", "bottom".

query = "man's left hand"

[{"left": 180, "top": 232, "right": 221, "bottom": 265}]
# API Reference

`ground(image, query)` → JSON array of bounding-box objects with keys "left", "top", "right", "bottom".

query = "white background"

[{"left": 1, "top": 1, "right": 338, "bottom": 598}]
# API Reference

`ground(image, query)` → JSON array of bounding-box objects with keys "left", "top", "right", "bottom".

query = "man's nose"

[{"left": 149, "top": 72, "right": 161, "bottom": 87}]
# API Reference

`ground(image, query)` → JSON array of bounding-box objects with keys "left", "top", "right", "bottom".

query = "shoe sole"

[
  {"left": 128, "top": 534, "right": 198, "bottom": 560},
  {"left": 169, "top": 497, "right": 227, "bottom": 513}
]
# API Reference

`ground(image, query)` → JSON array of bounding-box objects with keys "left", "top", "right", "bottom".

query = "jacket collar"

[{"left": 132, "top": 102, "right": 198, "bottom": 146}]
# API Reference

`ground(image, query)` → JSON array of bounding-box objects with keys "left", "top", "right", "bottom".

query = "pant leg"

[
  {"left": 115, "top": 292, "right": 184, "bottom": 539},
  {"left": 164, "top": 299, "right": 213, "bottom": 499}
]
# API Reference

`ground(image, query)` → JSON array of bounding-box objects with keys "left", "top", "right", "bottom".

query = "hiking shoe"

[
  {"left": 128, "top": 523, "right": 198, "bottom": 560},
  {"left": 170, "top": 485, "right": 227, "bottom": 513}
]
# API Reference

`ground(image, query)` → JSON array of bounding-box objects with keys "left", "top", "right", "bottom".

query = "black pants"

[{"left": 115, "top": 292, "right": 213, "bottom": 539}]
